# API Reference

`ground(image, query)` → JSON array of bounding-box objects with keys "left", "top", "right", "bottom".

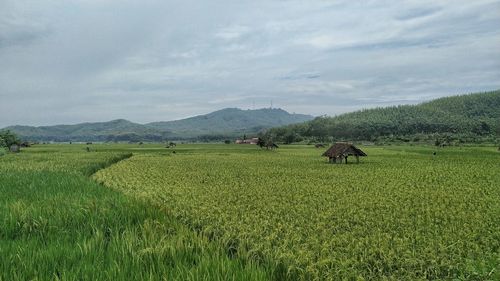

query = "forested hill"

[{"left": 266, "top": 90, "right": 500, "bottom": 143}]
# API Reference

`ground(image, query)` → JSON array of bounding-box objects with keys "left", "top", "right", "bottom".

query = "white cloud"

[{"left": 215, "top": 25, "right": 251, "bottom": 40}]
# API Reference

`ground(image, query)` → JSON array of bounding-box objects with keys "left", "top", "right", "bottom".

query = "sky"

[{"left": 1, "top": 0, "right": 499, "bottom": 127}]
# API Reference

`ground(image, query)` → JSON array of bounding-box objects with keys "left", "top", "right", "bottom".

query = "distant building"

[
  {"left": 322, "top": 142, "right": 367, "bottom": 164},
  {"left": 235, "top": 137, "right": 259, "bottom": 144}
]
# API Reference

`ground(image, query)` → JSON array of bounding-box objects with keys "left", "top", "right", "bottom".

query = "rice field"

[
  {"left": 0, "top": 145, "right": 271, "bottom": 281},
  {"left": 94, "top": 144, "right": 500, "bottom": 280},
  {"left": 1, "top": 144, "right": 499, "bottom": 280}
]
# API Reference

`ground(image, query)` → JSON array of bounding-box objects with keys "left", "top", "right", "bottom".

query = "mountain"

[
  {"left": 147, "top": 108, "right": 313, "bottom": 138},
  {"left": 5, "top": 119, "right": 167, "bottom": 142},
  {"left": 265, "top": 90, "right": 500, "bottom": 143},
  {"left": 3, "top": 108, "right": 314, "bottom": 142}
]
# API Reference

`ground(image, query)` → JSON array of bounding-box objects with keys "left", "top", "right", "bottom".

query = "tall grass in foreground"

[{"left": 0, "top": 151, "right": 272, "bottom": 281}]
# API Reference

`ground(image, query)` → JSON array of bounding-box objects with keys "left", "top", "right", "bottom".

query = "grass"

[
  {"left": 2, "top": 143, "right": 500, "bottom": 280},
  {"left": 0, "top": 147, "right": 272, "bottom": 281}
]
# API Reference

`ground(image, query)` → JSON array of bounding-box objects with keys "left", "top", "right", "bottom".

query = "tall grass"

[{"left": 0, "top": 149, "right": 272, "bottom": 281}]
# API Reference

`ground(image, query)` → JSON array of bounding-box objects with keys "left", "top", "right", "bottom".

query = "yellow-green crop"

[{"left": 94, "top": 145, "right": 500, "bottom": 280}]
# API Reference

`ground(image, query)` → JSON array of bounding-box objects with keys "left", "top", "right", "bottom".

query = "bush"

[
  {"left": 0, "top": 130, "right": 20, "bottom": 148},
  {"left": 0, "top": 136, "right": 6, "bottom": 156}
]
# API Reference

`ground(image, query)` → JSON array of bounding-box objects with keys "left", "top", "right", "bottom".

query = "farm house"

[
  {"left": 322, "top": 142, "right": 367, "bottom": 164},
  {"left": 235, "top": 137, "right": 259, "bottom": 144}
]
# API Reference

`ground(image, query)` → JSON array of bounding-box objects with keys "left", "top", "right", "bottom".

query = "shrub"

[{"left": 0, "top": 130, "right": 20, "bottom": 147}]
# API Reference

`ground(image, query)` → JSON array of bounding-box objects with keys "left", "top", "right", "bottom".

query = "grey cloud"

[
  {"left": 1, "top": 0, "right": 499, "bottom": 127},
  {"left": 0, "top": 3, "right": 51, "bottom": 48},
  {"left": 0, "top": 27, "right": 49, "bottom": 49}
]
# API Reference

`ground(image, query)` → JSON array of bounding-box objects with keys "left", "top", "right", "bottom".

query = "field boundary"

[{"left": 86, "top": 153, "right": 133, "bottom": 177}]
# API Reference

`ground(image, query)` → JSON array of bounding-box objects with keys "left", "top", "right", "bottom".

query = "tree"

[
  {"left": 283, "top": 131, "right": 299, "bottom": 144},
  {"left": 0, "top": 130, "right": 20, "bottom": 147},
  {"left": 256, "top": 137, "right": 266, "bottom": 148}
]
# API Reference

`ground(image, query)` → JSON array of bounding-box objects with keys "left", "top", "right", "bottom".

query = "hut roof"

[{"left": 322, "top": 142, "right": 367, "bottom": 158}]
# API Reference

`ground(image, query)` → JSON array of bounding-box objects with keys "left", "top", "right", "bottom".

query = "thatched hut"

[
  {"left": 267, "top": 142, "right": 279, "bottom": 150},
  {"left": 322, "top": 142, "right": 366, "bottom": 164},
  {"left": 20, "top": 142, "right": 31, "bottom": 147}
]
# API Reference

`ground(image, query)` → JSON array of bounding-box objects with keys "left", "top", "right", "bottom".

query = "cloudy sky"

[{"left": 1, "top": 0, "right": 499, "bottom": 127}]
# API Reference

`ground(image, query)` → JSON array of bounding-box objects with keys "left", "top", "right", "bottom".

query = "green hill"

[
  {"left": 266, "top": 90, "right": 500, "bottom": 144},
  {"left": 147, "top": 108, "right": 313, "bottom": 138},
  {"left": 3, "top": 108, "right": 313, "bottom": 142},
  {"left": 5, "top": 119, "right": 167, "bottom": 142}
]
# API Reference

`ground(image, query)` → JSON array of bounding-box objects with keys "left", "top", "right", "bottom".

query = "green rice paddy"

[{"left": 1, "top": 144, "right": 499, "bottom": 280}]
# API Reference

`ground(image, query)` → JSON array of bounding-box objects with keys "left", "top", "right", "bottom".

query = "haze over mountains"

[{"left": 3, "top": 108, "right": 313, "bottom": 142}]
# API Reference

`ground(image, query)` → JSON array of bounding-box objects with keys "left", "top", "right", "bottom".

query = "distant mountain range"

[
  {"left": 6, "top": 90, "right": 499, "bottom": 144},
  {"left": 3, "top": 108, "right": 314, "bottom": 142}
]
